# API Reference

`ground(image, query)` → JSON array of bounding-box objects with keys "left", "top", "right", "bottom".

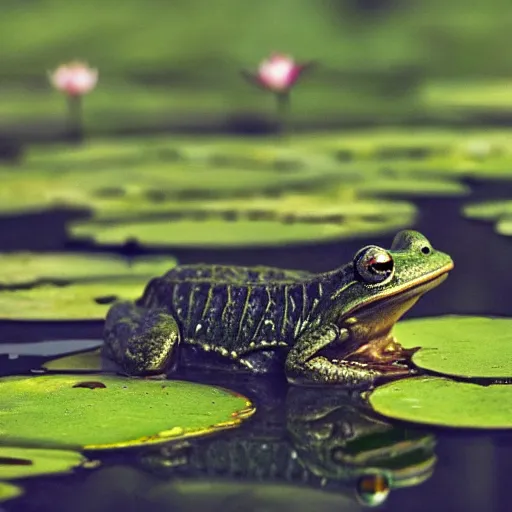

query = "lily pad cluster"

[
  {"left": 369, "top": 316, "right": 512, "bottom": 429},
  {"left": 463, "top": 200, "right": 512, "bottom": 236},
  {"left": 2, "top": 130, "right": 499, "bottom": 251},
  {"left": 0, "top": 253, "right": 177, "bottom": 320},
  {"left": 0, "top": 373, "right": 254, "bottom": 501}
]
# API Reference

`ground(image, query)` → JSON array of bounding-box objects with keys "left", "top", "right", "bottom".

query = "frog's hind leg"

[{"left": 103, "top": 301, "right": 180, "bottom": 376}]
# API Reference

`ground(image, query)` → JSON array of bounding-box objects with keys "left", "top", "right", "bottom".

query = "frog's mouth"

[{"left": 322, "top": 264, "right": 452, "bottom": 374}]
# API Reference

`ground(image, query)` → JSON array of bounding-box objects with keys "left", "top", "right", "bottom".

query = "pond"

[{"left": 1, "top": 139, "right": 512, "bottom": 511}]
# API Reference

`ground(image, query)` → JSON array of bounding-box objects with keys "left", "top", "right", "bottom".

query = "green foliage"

[
  {"left": 369, "top": 377, "right": 512, "bottom": 429},
  {"left": 0, "top": 375, "right": 254, "bottom": 449},
  {"left": 42, "top": 348, "right": 105, "bottom": 372},
  {"left": 0, "top": 447, "right": 85, "bottom": 480},
  {"left": 0, "top": 482, "right": 23, "bottom": 502},
  {"left": 69, "top": 216, "right": 414, "bottom": 248},
  {"left": 0, "top": 253, "right": 177, "bottom": 287},
  {"left": 0, "top": 281, "right": 144, "bottom": 320},
  {"left": 395, "top": 316, "right": 512, "bottom": 379}
]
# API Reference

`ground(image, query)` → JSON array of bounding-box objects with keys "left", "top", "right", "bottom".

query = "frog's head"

[{"left": 326, "top": 230, "right": 453, "bottom": 368}]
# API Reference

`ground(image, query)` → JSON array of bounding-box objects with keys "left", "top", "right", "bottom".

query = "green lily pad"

[
  {"left": 88, "top": 192, "right": 416, "bottom": 222},
  {"left": 0, "top": 281, "right": 146, "bottom": 320},
  {"left": 0, "top": 253, "right": 177, "bottom": 287},
  {"left": 496, "top": 217, "right": 512, "bottom": 236},
  {"left": 462, "top": 201, "right": 512, "bottom": 237},
  {"left": 462, "top": 200, "right": 512, "bottom": 222},
  {"left": 0, "top": 447, "right": 85, "bottom": 480},
  {"left": 0, "top": 154, "right": 347, "bottom": 216},
  {"left": 42, "top": 348, "right": 111, "bottom": 372},
  {"left": 395, "top": 316, "right": 512, "bottom": 379},
  {"left": 0, "top": 482, "right": 23, "bottom": 502},
  {"left": 353, "top": 176, "right": 468, "bottom": 197},
  {"left": 69, "top": 216, "right": 414, "bottom": 248},
  {"left": 369, "top": 376, "right": 512, "bottom": 429},
  {"left": 0, "top": 375, "right": 254, "bottom": 450}
]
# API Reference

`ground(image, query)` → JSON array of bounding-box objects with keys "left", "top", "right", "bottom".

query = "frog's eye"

[{"left": 354, "top": 246, "right": 394, "bottom": 284}]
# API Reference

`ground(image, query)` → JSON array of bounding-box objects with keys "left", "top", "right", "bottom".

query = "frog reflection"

[{"left": 139, "top": 376, "right": 436, "bottom": 507}]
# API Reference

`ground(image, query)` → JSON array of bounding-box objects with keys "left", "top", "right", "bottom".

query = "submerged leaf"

[
  {"left": 0, "top": 375, "right": 254, "bottom": 449},
  {"left": 395, "top": 316, "right": 512, "bottom": 378},
  {"left": 0, "top": 447, "right": 85, "bottom": 480},
  {"left": 369, "top": 377, "right": 512, "bottom": 429},
  {"left": 42, "top": 348, "right": 106, "bottom": 372}
]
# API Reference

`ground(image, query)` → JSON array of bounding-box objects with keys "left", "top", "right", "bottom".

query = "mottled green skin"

[{"left": 103, "top": 230, "right": 453, "bottom": 387}]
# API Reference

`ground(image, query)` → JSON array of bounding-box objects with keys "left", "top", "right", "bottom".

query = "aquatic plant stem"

[
  {"left": 66, "top": 94, "right": 83, "bottom": 144},
  {"left": 276, "top": 91, "right": 291, "bottom": 138}
]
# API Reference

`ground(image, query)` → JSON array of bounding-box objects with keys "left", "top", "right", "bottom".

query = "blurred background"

[{"left": 2, "top": 0, "right": 512, "bottom": 138}]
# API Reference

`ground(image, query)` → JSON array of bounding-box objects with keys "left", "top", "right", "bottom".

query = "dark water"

[{"left": 2, "top": 177, "right": 512, "bottom": 512}]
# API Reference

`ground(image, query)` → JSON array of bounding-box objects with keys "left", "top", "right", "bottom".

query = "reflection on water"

[{"left": 7, "top": 372, "right": 435, "bottom": 511}]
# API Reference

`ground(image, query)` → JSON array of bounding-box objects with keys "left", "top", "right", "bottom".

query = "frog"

[{"left": 102, "top": 230, "right": 453, "bottom": 388}]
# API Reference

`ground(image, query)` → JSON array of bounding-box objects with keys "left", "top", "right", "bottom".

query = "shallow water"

[{"left": 2, "top": 177, "right": 512, "bottom": 511}]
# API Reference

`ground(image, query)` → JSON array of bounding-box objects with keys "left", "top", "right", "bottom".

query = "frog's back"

[
  {"left": 161, "top": 264, "right": 313, "bottom": 285},
  {"left": 137, "top": 264, "right": 324, "bottom": 353}
]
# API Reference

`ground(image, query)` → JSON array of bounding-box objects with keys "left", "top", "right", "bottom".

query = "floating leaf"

[
  {"left": 0, "top": 447, "right": 85, "bottom": 480},
  {"left": 42, "top": 348, "right": 107, "bottom": 372},
  {"left": 369, "top": 376, "right": 512, "bottom": 429},
  {"left": 0, "top": 254, "right": 177, "bottom": 287},
  {"left": 0, "top": 482, "right": 23, "bottom": 502},
  {"left": 496, "top": 217, "right": 512, "bottom": 236},
  {"left": 88, "top": 192, "right": 416, "bottom": 222},
  {"left": 0, "top": 281, "right": 145, "bottom": 320},
  {"left": 0, "top": 375, "right": 254, "bottom": 449},
  {"left": 395, "top": 316, "right": 512, "bottom": 379},
  {"left": 0, "top": 155, "right": 347, "bottom": 216},
  {"left": 69, "top": 216, "right": 414, "bottom": 248},
  {"left": 353, "top": 177, "right": 468, "bottom": 197},
  {"left": 462, "top": 200, "right": 512, "bottom": 222}
]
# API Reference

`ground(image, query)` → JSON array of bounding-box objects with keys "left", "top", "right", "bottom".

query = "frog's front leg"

[
  {"left": 285, "top": 324, "right": 405, "bottom": 389},
  {"left": 103, "top": 301, "right": 181, "bottom": 376}
]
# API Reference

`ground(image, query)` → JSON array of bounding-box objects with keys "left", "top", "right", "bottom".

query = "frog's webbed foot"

[
  {"left": 285, "top": 324, "right": 411, "bottom": 389},
  {"left": 103, "top": 301, "right": 180, "bottom": 376}
]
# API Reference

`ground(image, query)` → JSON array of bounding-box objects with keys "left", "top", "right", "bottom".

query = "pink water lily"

[
  {"left": 49, "top": 61, "right": 98, "bottom": 96},
  {"left": 257, "top": 54, "right": 304, "bottom": 92},
  {"left": 242, "top": 54, "right": 314, "bottom": 135}
]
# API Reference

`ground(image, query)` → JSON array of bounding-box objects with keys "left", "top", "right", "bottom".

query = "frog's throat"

[{"left": 336, "top": 264, "right": 452, "bottom": 364}]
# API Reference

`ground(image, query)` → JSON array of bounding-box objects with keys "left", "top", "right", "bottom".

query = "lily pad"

[
  {"left": 69, "top": 216, "right": 414, "bottom": 248},
  {"left": 0, "top": 482, "right": 23, "bottom": 502},
  {"left": 88, "top": 192, "right": 416, "bottom": 222},
  {"left": 0, "top": 253, "right": 177, "bottom": 287},
  {"left": 496, "top": 217, "right": 512, "bottom": 236},
  {"left": 462, "top": 200, "right": 512, "bottom": 222},
  {"left": 0, "top": 374, "right": 254, "bottom": 450},
  {"left": 0, "top": 447, "right": 85, "bottom": 480},
  {"left": 369, "top": 376, "right": 512, "bottom": 429},
  {"left": 42, "top": 348, "right": 111, "bottom": 372},
  {"left": 0, "top": 156, "right": 347, "bottom": 216},
  {"left": 395, "top": 316, "right": 512, "bottom": 379},
  {"left": 0, "top": 280, "right": 145, "bottom": 320}
]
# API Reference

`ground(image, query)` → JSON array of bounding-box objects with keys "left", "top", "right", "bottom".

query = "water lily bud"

[
  {"left": 49, "top": 62, "right": 98, "bottom": 96},
  {"left": 257, "top": 54, "right": 303, "bottom": 92}
]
